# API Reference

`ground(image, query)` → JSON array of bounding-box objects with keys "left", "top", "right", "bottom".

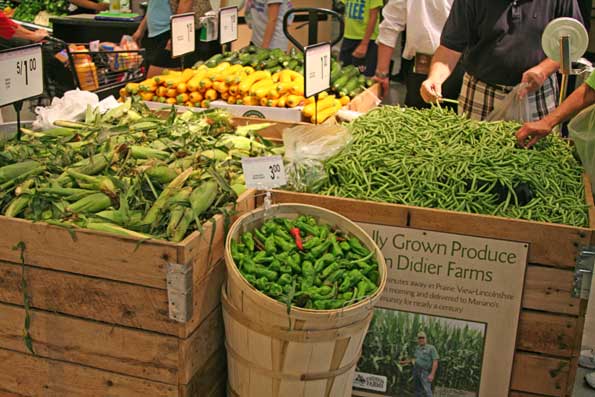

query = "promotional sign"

[
  {"left": 353, "top": 225, "right": 528, "bottom": 397},
  {"left": 219, "top": 6, "right": 238, "bottom": 45},
  {"left": 241, "top": 156, "right": 287, "bottom": 189},
  {"left": 0, "top": 44, "right": 44, "bottom": 107},
  {"left": 170, "top": 12, "right": 195, "bottom": 58},
  {"left": 304, "top": 42, "right": 331, "bottom": 98}
]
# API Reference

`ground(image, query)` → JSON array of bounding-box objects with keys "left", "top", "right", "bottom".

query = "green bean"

[{"left": 312, "top": 106, "right": 588, "bottom": 227}]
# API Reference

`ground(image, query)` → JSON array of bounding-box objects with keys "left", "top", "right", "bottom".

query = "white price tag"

[
  {"left": 0, "top": 44, "right": 43, "bottom": 107},
  {"left": 219, "top": 6, "right": 238, "bottom": 45},
  {"left": 304, "top": 42, "right": 331, "bottom": 98},
  {"left": 170, "top": 13, "right": 196, "bottom": 58},
  {"left": 241, "top": 156, "right": 287, "bottom": 189}
]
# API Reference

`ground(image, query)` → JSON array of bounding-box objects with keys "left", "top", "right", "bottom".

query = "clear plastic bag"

[
  {"left": 33, "top": 89, "right": 99, "bottom": 131},
  {"left": 485, "top": 83, "right": 532, "bottom": 122},
  {"left": 568, "top": 104, "right": 595, "bottom": 190},
  {"left": 283, "top": 123, "right": 351, "bottom": 192}
]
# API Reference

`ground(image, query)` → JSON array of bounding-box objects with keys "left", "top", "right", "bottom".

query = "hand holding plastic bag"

[
  {"left": 486, "top": 83, "right": 532, "bottom": 123},
  {"left": 283, "top": 123, "right": 351, "bottom": 192}
]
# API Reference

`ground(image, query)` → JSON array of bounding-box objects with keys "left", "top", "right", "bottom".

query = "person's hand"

[
  {"left": 96, "top": 2, "right": 110, "bottom": 11},
  {"left": 31, "top": 28, "right": 49, "bottom": 42},
  {"left": 516, "top": 118, "right": 555, "bottom": 148},
  {"left": 428, "top": 373, "right": 435, "bottom": 382},
  {"left": 166, "top": 39, "right": 172, "bottom": 51},
  {"left": 132, "top": 29, "right": 144, "bottom": 46},
  {"left": 420, "top": 79, "right": 442, "bottom": 103},
  {"left": 519, "top": 66, "right": 547, "bottom": 98},
  {"left": 373, "top": 75, "right": 389, "bottom": 99},
  {"left": 352, "top": 42, "right": 368, "bottom": 59}
]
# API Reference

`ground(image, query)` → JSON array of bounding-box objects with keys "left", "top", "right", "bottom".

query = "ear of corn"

[
  {"left": 68, "top": 192, "right": 112, "bottom": 214},
  {"left": 190, "top": 180, "right": 218, "bottom": 217},
  {"left": 86, "top": 222, "right": 152, "bottom": 239},
  {"left": 0, "top": 161, "right": 42, "bottom": 183}
]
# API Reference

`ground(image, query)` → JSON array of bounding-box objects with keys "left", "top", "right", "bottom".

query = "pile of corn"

[
  {"left": 0, "top": 99, "right": 283, "bottom": 242},
  {"left": 120, "top": 61, "right": 350, "bottom": 123}
]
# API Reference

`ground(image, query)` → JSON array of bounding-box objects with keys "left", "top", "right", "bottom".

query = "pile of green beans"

[{"left": 319, "top": 106, "right": 589, "bottom": 227}]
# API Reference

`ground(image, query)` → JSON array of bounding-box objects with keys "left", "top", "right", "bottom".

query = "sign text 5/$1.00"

[{"left": 0, "top": 44, "right": 44, "bottom": 107}]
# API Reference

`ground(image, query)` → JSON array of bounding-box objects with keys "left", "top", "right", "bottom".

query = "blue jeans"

[
  {"left": 339, "top": 38, "right": 378, "bottom": 77},
  {"left": 413, "top": 366, "right": 433, "bottom": 397}
]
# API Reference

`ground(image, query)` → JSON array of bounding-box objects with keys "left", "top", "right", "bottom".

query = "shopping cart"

[{"left": 49, "top": 37, "right": 146, "bottom": 99}]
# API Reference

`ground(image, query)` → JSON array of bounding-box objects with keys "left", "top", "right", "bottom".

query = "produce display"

[
  {"left": 230, "top": 215, "right": 380, "bottom": 310},
  {"left": 12, "top": 0, "right": 68, "bottom": 22},
  {"left": 312, "top": 106, "right": 588, "bottom": 227},
  {"left": 122, "top": 46, "right": 375, "bottom": 124},
  {"left": 202, "top": 46, "right": 374, "bottom": 99},
  {"left": 0, "top": 99, "right": 283, "bottom": 242}
]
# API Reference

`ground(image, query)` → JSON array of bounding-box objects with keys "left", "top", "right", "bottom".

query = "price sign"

[
  {"left": 241, "top": 156, "right": 287, "bottom": 189},
  {"left": 219, "top": 6, "right": 238, "bottom": 45},
  {"left": 304, "top": 42, "right": 331, "bottom": 98},
  {"left": 170, "top": 13, "right": 196, "bottom": 58},
  {"left": 0, "top": 44, "right": 43, "bottom": 107}
]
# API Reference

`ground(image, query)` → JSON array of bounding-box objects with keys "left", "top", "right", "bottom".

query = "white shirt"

[
  {"left": 376, "top": 0, "right": 453, "bottom": 59},
  {"left": 246, "top": 0, "right": 291, "bottom": 50}
]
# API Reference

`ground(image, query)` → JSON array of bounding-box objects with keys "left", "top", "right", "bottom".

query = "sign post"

[
  {"left": 218, "top": 6, "right": 238, "bottom": 52},
  {"left": 304, "top": 42, "right": 331, "bottom": 123},
  {"left": 170, "top": 12, "right": 196, "bottom": 69},
  {"left": 0, "top": 44, "right": 44, "bottom": 140}
]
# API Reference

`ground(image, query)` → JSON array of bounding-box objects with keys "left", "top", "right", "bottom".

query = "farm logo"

[
  {"left": 353, "top": 372, "right": 388, "bottom": 392},
  {"left": 242, "top": 110, "right": 266, "bottom": 119}
]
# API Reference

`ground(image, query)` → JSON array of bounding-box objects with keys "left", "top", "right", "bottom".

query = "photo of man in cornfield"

[
  {"left": 355, "top": 309, "right": 486, "bottom": 397},
  {"left": 399, "top": 331, "right": 439, "bottom": 397}
]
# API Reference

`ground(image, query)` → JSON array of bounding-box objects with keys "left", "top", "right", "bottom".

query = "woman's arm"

[
  {"left": 68, "top": 0, "right": 109, "bottom": 12},
  {"left": 262, "top": 2, "right": 281, "bottom": 48}
]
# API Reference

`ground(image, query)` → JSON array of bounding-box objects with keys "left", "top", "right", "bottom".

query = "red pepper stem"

[{"left": 290, "top": 227, "right": 304, "bottom": 250}]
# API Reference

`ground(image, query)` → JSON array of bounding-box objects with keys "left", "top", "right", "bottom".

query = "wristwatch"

[{"left": 375, "top": 71, "right": 389, "bottom": 79}]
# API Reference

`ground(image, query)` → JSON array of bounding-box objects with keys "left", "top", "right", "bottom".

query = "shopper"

[
  {"left": 374, "top": 0, "right": 463, "bottom": 108},
  {"left": 0, "top": 11, "right": 48, "bottom": 41},
  {"left": 245, "top": 0, "right": 291, "bottom": 50},
  {"left": 420, "top": 0, "right": 584, "bottom": 121},
  {"left": 400, "top": 331, "right": 439, "bottom": 397},
  {"left": 133, "top": 0, "right": 219, "bottom": 78},
  {"left": 339, "top": 0, "right": 382, "bottom": 77},
  {"left": 516, "top": 70, "right": 595, "bottom": 148}
]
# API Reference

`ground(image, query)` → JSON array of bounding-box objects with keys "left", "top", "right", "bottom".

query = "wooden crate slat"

[
  {"left": 0, "top": 259, "right": 224, "bottom": 337},
  {"left": 522, "top": 267, "right": 581, "bottom": 316},
  {"left": 180, "top": 349, "right": 227, "bottom": 397},
  {"left": 0, "top": 303, "right": 180, "bottom": 384},
  {"left": 178, "top": 307, "right": 225, "bottom": 384},
  {"left": 511, "top": 353, "right": 570, "bottom": 396},
  {"left": 270, "top": 191, "right": 592, "bottom": 268},
  {"left": 0, "top": 216, "right": 177, "bottom": 289},
  {"left": 516, "top": 311, "right": 578, "bottom": 358},
  {"left": 0, "top": 348, "right": 179, "bottom": 397}
]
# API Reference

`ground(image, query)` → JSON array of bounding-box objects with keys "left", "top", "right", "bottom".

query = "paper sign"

[
  {"left": 219, "top": 6, "right": 238, "bottom": 45},
  {"left": 353, "top": 225, "right": 528, "bottom": 397},
  {"left": 170, "top": 13, "right": 195, "bottom": 58},
  {"left": 304, "top": 42, "right": 331, "bottom": 98},
  {"left": 241, "top": 156, "right": 287, "bottom": 189},
  {"left": 0, "top": 44, "right": 44, "bottom": 107}
]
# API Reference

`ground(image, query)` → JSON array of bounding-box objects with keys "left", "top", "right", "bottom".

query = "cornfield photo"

[{"left": 355, "top": 309, "right": 486, "bottom": 396}]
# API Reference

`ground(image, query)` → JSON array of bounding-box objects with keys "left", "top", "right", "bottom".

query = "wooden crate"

[
  {"left": 0, "top": 189, "right": 256, "bottom": 396},
  {"left": 267, "top": 188, "right": 595, "bottom": 397}
]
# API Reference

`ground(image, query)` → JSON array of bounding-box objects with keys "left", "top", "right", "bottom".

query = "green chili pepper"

[
  {"left": 339, "top": 241, "right": 351, "bottom": 251},
  {"left": 303, "top": 236, "right": 321, "bottom": 250},
  {"left": 267, "top": 283, "right": 283, "bottom": 297},
  {"left": 265, "top": 235, "right": 276, "bottom": 254},
  {"left": 242, "top": 232, "right": 255, "bottom": 252},
  {"left": 278, "top": 273, "right": 293, "bottom": 285},
  {"left": 324, "top": 268, "right": 345, "bottom": 283},
  {"left": 254, "top": 229, "right": 267, "bottom": 244},
  {"left": 314, "top": 253, "right": 335, "bottom": 273},
  {"left": 274, "top": 236, "right": 295, "bottom": 252},
  {"left": 295, "top": 220, "right": 318, "bottom": 236},
  {"left": 348, "top": 237, "right": 369, "bottom": 256},
  {"left": 318, "top": 225, "right": 329, "bottom": 240},
  {"left": 310, "top": 240, "right": 331, "bottom": 257}
]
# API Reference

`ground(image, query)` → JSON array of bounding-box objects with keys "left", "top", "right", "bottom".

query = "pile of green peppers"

[{"left": 231, "top": 215, "right": 380, "bottom": 310}]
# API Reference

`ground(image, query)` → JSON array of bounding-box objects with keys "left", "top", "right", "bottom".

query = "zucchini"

[
  {"left": 239, "top": 53, "right": 252, "bottom": 65},
  {"left": 205, "top": 53, "right": 224, "bottom": 68},
  {"left": 261, "top": 59, "right": 279, "bottom": 69},
  {"left": 287, "top": 59, "right": 299, "bottom": 71},
  {"left": 332, "top": 66, "right": 359, "bottom": 91},
  {"left": 251, "top": 49, "right": 271, "bottom": 67},
  {"left": 339, "top": 78, "right": 361, "bottom": 97}
]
